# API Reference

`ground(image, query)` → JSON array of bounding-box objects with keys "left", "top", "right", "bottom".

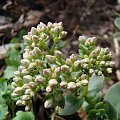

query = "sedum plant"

[{"left": 11, "top": 22, "right": 116, "bottom": 119}]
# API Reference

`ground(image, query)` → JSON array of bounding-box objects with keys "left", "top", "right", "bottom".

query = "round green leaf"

[
  {"left": 104, "top": 82, "right": 120, "bottom": 118},
  {"left": 88, "top": 74, "right": 104, "bottom": 97},
  {"left": 114, "top": 17, "right": 120, "bottom": 30},
  {"left": 12, "top": 111, "right": 35, "bottom": 120},
  {"left": 58, "top": 92, "right": 84, "bottom": 115}
]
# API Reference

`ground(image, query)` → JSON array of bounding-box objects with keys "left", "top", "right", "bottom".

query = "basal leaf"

[{"left": 114, "top": 17, "right": 120, "bottom": 30}]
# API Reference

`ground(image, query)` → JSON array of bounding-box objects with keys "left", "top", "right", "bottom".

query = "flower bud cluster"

[{"left": 11, "top": 22, "right": 113, "bottom": 110}]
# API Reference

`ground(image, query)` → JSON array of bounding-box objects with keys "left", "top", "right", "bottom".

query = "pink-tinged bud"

[
  {"left": 45, "top": 55, "right": 55, "bottom": 63},
  {"left": 35, "top": 75, "right": 44, "bottom": 83},
  {"left": 70, "top": 54, "right": 77, "bottom": 61},
  {"left": 29, "top": 82, "right": 36, "bottom": 88},
  {"left": 67, "top": 82, "right": 76, "bottom": 89},
  {"left": 49, "top": 79, "right": 58, "bottom": 86},
  {"left": 22, "top": 95, "right": 30, "bottom": 101},
  {"left": 16, "top": 100, "right": 23, "bottom": 106},
  {"left": 74, "top": 60, "right": 81, "bottom": 67},
  {"left": 81, "top": 79, "right": 88, "bottom": 86},
  {"left": 61, "top": 65, "right": 69, "bottom": 72},
  {"left": 44, "top": 99, "right": 53, "bottom": 108},
  {"left": 43, "top": 69, "right": 51, "bottom": 76},
  {"left": 21, "top": 59, "right": 30, "bottom": 67},
  {"left": 13, "top": 77, "right": 20, "bottom": 83},
  {"left": 18, "top": 66, "right": 25, "bottom": 73},
  {"left": 90, "top": 37, "right": 97, "bottom": 43},
  {"left": 107, "top": 68, "right": 112, "bottom": 73},
  {"left": 23, "top": 52, "right": 29, "bottom": 59},
  {"left": 54, "top": 50, "right": 63, "bottom": 58},
  {"left": 46, "top": 86, "right": 52, "bottom": 92},
  {"left": 23, "top": 75, "right": 32, "bottom": 82},
  {"left": 14, "top": 87, "right": 23, "bottom": 93},
  {"left": 60, "top": 81, "right": 67, "bottom": 88}
]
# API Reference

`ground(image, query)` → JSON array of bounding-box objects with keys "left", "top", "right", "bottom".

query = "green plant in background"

[{"left": 10, "top": 22, "right": 119, "bottom": 120}]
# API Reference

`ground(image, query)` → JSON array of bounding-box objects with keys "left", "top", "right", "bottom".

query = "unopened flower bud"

[
  {"left": 97, "top": 71, "right": 102, "bottom": 76},
  {"left": 43, "top": 69, "right": 51, "bottom": 76},
  {"left": 76, "top": 81, "right": 81, "bottom": 87},
  {"left": 14, "top": 87, "right": 23, "bottom": 93},
  {"left": 22, "top": 84, "right": 30, "bottom": 89},
  {"left": 29, "top": 82, "right": 36, "bottom": 88},
  {"left": 60, "top": 81, "right": 67, "bottom": 88},
  {"left": 100, "top": 61, "right": 105, "bottom": 66},
  {"left": 78, "top": 36, "right": 86, "bottom": 43},
  {"left": 13, "top": 77, "right": 20, "bottom": 83},
  {"left": 23, "top": 35, "right": 32, "bottom": 44},
  {"left": 109, "top": 61, "right": 115, "bottom": 66},
  {"left": 28, "top": 63, "right": 36, "bottom": 70},
  {"left": 61, "top": 65, "right": 69, "bottom": 72},
  {"left": 16, "top": 100, "right": 23, "bottom": 106},
  {"left": 66, "top": 59, "right": 72, "bottom": 65},
  {"left": 49, "top": 79, "right": 58, "bottom": 86},
  {"left": 107, "top": 68, "right": 112, "bottom": 73},
  {"left": 35, "top": 75, "right": 44, "bottom": 83},
  {"left": 74, "top": 60, "right": 81, "bottom": 67},
  {"left": 46, "top": 86, "right": 52, "bottom": 92},
  {"left": 18, "top": 66, "right": 25, "bottom": 73},
  {"left": 81, "top": 74, "right": 87, "bottom": 79},
  {"left": 59, "top": 31, "right": 67, "bottom": 38},
  {"left": 11, "top": 93, "right": 18, "bottom": 97},
  {"left": 81, "top": 79, "right": 88, "bottom": 86},
  {"left": 31, "top": 27, "right": 37, "bottom": 35},
  {"left": 25, "top": 106, "right": 30, "bottom": 111},
  {"left": 70, "top": 54, "right": 77, "bottom": 61},
  {"left": 44, "top": 99, "right": 53, "bottom": 108},
  {"left": 21, "top": 69, "right": 29, "bottom": 75},
  {"left": 104, "top": 47, "right": 109, "bottom": 54},
  {"left": 21, "top": 59, "right": 30, "bottom": 67},
  {"left": 25, "top": 89, "right": 32, "bottom": 95},
  {"left": 89, "top": 69, "right": 94, "bottom": 74},
  {"left": 54, "top": 50, "right": 63, "bottom": 58},
  {"left": 14, "top": 71, "right": 20, "bottom": 76},
  {"left": 32, "top": 35, "right": 39, "bottom": 42},
  {"left": 67, "top": 82, "right": 76, "bottom": 89},
  {"left": 90, "top": 37, "right": 97, "bottom": 43},
  {"left": 23, "top": 75, "right": 32, "bottom": 82},
  {"left": 45, "top": 55, "right": 55, "bottom": 63},
  {"left": 22, "top": 95, "right": 30, "bottom": 101}
]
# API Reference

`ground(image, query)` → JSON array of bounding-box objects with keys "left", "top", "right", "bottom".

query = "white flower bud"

[
  {"left": 107, "top": 68, "right": 112, "bottom": 73},
  {"left": 89, "top": 69, "right": 94, "bottom": 74},
  {"left": 100, "top": 61, "right": 105, "bottom": 65},
  {"left": 47, "top": 22, "right": 53, "bottom": 28},
  {"left": 30, "top": 92, "right": 35, "bottom": 97},
  {"left": 23, "top": 35, "right": 31, "bottom": 44},
  {"left": 78, "top": 36, "right": 86, "bottom": 42},
  {"left": 97, "top": 71, "right": 102, "bottom": 76},
  {"left": 32, "top": 35, "right": 39, "bottom": 41},
  {"left": 49, "top": 79, "right": 58, "bottom": 86},
  {"left": 11, "top": 82, "right": 16, "bottom": 88},
  {"left": 46, "top": 86, "right": 52, "bottom": 92},
  {"left": 70, "top": 54, "right": 77, "bottom": 61},
  {"left": 25, "top": 105, "right": 30, "bottom": 111},
  {"left": 28, "top": 63, "right": 36, "bottom": 70},
  {"left": 21, "top": 59, "right": 30, "bottom": 67},
  {"left": 16, "top": 100, "right": 23, "bottom": 106},
  {"left": 60, "top": 81, "right": 67, "bottom": 88},
  {"left": 31, "top": 27, "right": 37, "bottom": 35},
  {"left": 74, "top": 60, "right": 81, "bottom": 67},
  {"left": 44, "top": 99, "right": 53, "bottom": 108},
  {"left": 45, "top": 55, "right": 55, "bottom": 63},
  {"left": 61, "top": 65, "right": 69, "bottom": 72},
  {"left": 23, "top": 75, "right": 32, "bottom": 82},
  {"left": 109, "top": 61, "right": 115, "bottom": 66},
  {"left": 21, "top": 69, "right": 29, "bottom": 75},
  {"left": 18, "top": 66, "right": 25, "bottom": 73},
  {"left": 81, "top": 79, "right": 88, "bottom": 86},
  {"left": 83, "top": 58, "right": 89, "bottom": 63},
  {"left": 59, "top": 31, "right": 67, "bottom": 38},
  {"left": 25, "top": 89, "right": 32, "bottom": 95},
  {"left": 66, "top": 59, "right": 72, "bottom": 65},
  {"left": 14, "top": 71, "right": 20, "bottom": 76},
  {"left": 22, "top": 101, "right": 26, "bottom": 105},
  {"left": 29, "top": 82, "right": 36, "bottom": 88},
  {"left": 33, "top": 47, "right": 41, "bottom": 55},
  {"left": 14, "top": 87, "right": 23, "bottom": 93},
  {"left": 22, "top": 95, "right": 30, "bottom": 101},
  {"left": 54, "top": 50, "right": 63, "bottom": 58},
  {"left": 13, "top": 77, "right": 20, "bottom": 83},
  {"left": 11, "top": 93, "right": 18, "bottom": 97},
  {"left": 23, "top": 52, "right": 29, "bottom": 59},
  {"left": 81, "top": 74, "right": 87, "bottom": 79},
  {"left": 90, "top": 37, "right": 97, "bottom": 43},
  {"left": 67, "top": 82, "right": 76, "bottom": 89},
  {"left": 35, "top": 75, "right": 44, "bottom": 83},
  {"left": 76, "top": 81, "right": 81, "bottom": 87},
  {"left": 43, "top": 69, "right": 51, "bottom": 76},
  {"left": 22, "top": 84, "right": 30, "bottom": 89}
]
